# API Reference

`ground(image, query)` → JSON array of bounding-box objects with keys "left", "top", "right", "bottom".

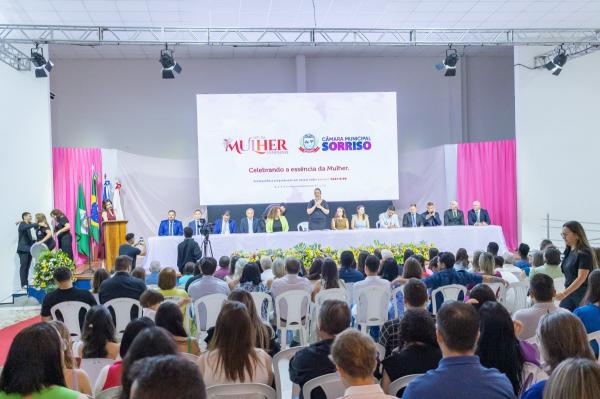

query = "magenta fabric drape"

[
  {"left": 52, "top": 147, "right": 103, "bottom": 265},
  {"left": 456, "top": 140, "right": 517, "bottom": 250}
]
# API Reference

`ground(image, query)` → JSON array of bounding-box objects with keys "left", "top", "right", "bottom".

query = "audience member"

[
  {"left": 513, "top": 274, "right": 565, "bottom": 339},
  {"left": 157, "top": 267, "right": 189, "bottom": 310},
  {"left": 270, "top": 257, "right": 313, "bottom": 299},
  {"left": 236, "top": 262, "right": 268, "bottom": 294},
  {"left": 0, "top": 323, "right": 87, "bottom": 399},
  {"left": 48, "top": 320, "right": 92, "bottom": 396},
  {"left": 94, "top": 317, "right": 155, "bottom": 395},
  {"left": 98, "top": 255, "right": 146, "bottom": 303},
  {"left": 574, "top": 269, "right": 600, "bottom": 355},
  {"left": 454, "top": 248, "right": 469, "bottom": 271},
  {"left": 379, "top": 278, "right": 428, "bottom": 357},
  {"left": 494, "top": 255, "right": 505, "bottom": 268},
  {"left": 78, "top": 305, "right": 119, "bottom": 360},
  {"left": 41, "top": 267, "right": 96, "bottom": 324},
  {"left": 214, "top": 255, "right": 231, "bottom": 280},
  {"left": 139, "top": 289, "right": 164, "bottom": 321},
  {"left": 478, "top": 252, "right": 502, "bottom": 281},
  {"left": 198, "top": 301, "right": 273, "bottom": 386},
  {"left": 467, "top": 283, "right": 497, "bottom": 311},
  {"left": 146, "top": 260, "right": 161, "bottom": 285},
  {"left": 542, "top": 358, "right": 600, "bottom": 399},
  {"left": 226, "top": 258, "right": 248, "bottom": 290},
  {"left": 539, "top": 239, "right": 553, "bottom": 251},
  {"left": 380, "top": 258, "right": 400, "bottom": 282},
  {"left": 289, "top": 300, "right": 351, "bottom": 399},
  {"left": 555, "top": 221, "right": 596, "bottom": 310},
  {"left": 515, "top": 243, "right": 532, "bottom": 276},
  {"left": 129, "top": 355, "right": 207, "bottom": 399},
  {"left": 487, "top": 241, "right": 500, "bottom": 256},
  {"left": 521, "top": 312, "right": 595, "bottom": 399},
  {"left": 118, "top": 232, "right": 146, "bottom": 268},
  {"left": 338, "top": 250, "right": 364, "bottom": 283},
  {"left": 331, "top": 330, "right": 395, "bottom": 398},
  {"left": 177, "top": 227, "right": 202, "bottom": 273},
  {"left": 353, "top": 255, "right": 391, "bottom": 325},
  {"left": 531, "top": 251, "right": 544, "bottom": 268},
  {"left": 529, "top": 247, "right": 564, "bottom": 279},
  {"left": 131, "top": 267, "right": 146, "bottom": 281},
  {"left": 403, "top": 301, "right": 515, "bottom": 399},
  {"left": 312, "top": 258, "right": 346, "bottom": 300},
  {"left": 91, "top": 268, "right": 110, "bottom": 303},
  {"left": 307, "top": 258, "right": 324, "bottom": 284},
  {"left": 155, "top": 301, "right": 200, "bottom": 355},
  {"left": 188, "top": 257, "right": 230, "bottom": 302},
  {"left": 184, "top": 261, "right": 203, "bottom": 290},
  {"left": 428, "top": 256, "right": 439, "bottom": 273},
  {"left": 471, "top": 250, "right": 483, "bottom": 272},
  {"left": 118, "top": 327, "right": 178, "bottom": 399},
  {"left": 381, "top": 309, "right": 441, "bottom": 395},
  {"left": 357, "top": 250, "right": 370, "bottom": 276},
  {"left": 178, "top": 262, "right": 195, "bottom": 287},
  {"left": 259, "top": 255, "right": 274, "bottom": 283}
]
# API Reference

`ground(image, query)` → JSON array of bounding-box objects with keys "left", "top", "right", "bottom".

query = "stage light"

[
  {"left": 30, "top": 44, "right": 53, "bottom": 78},
  {"left": 544, "top": 46, "right": 568, "bottom": 76},
  {"left": 435, "top": 46, "right": 459, "bottom": 77},
  {"left": 159, "top": 45, "right": 182, "bottom": 79}
]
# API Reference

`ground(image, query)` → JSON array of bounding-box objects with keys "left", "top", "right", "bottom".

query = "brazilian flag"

[
  {"left": 75, "top": 183, "right": 90, "bottom": 257},
  {"left": 90, "top": 173, "right": 100, "bottom": 243}
]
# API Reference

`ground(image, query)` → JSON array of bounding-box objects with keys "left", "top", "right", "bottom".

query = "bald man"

[
  {"left": 443, "top": 201, "right": 465, "bottom": 226},
  {"left": 467, "top": 201, "right": 491, "bottom": 226}
]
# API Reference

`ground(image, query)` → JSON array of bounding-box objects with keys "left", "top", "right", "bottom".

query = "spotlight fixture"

[
  {"left": 544, "top": 46, "right": 568, "bottom": 76},
  {"left": 435, "top": 46, "right": 459, "bottom": 77},
  {"left": 159, "top": 45, "right": 182, "bottom": 79},
  {"left": 30, "top": 44, "right": 53, "bottom": 78}
]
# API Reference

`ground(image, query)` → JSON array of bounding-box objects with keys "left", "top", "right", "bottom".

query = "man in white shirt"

[
  {"left": 271, "top": 257, "right": 313, "bottom": 320},
  {"left": 260, "top": 256, "right": 274, "bottom": 283},
  {"left": 331, "top": 329, "right": 395, "bottom": 399},
  {"left": 353, "top": 255, "right": 391, "bottom": 323},
  {"left": 512, "top": 273, "right": 567, "bottom": 339},
  {"left": 187, "top": 257, "right": 230, "bottom": 301},
  {"left": 378, "top": 205, "right": 400, "bottom": 229}
]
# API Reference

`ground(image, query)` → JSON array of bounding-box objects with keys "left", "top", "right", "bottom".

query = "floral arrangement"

[
  {"left": 32, "top": 250, "right": 76, "bottom": 289},
  {"left": 232, "top": 241, "right": 435, "bottom": 268}
]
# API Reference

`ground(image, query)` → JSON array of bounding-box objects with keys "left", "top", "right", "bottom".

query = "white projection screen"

[{"left": 197, "top": 92, "right": 399, "bottom": 205}]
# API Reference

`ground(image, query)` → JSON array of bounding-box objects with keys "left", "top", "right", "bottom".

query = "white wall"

[
  {"left": 50, "top": 54, "right": 515, "bottom": 159},
  {"left": 0, "top": 48, "right": 53, "bottom": 301},
  {"left": 515, "top": 47, "right": 600, "bottom": 247}
]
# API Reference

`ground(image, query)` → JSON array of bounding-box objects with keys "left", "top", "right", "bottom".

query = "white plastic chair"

[
  {"left": 193, "top": 294, "right": 228, "bottom": 340},
  {"left": 553, "top": 277, "right": 566, "bottom": 305},
  {"left": 430, "top": 284, "right": 467, "bottom": 315},
  {"left": 302, "top": 373, "right": 345, "bottom": 399},
  {"left": 520, "top": 362, "right": 548, "bottom": 396},
  {"left": 390, "top": 285, "right": 404, "bottom": 319},
  {"left": 80, "top": 358, "right": 115, "bottom": 389},
  {"left": 273, "top": 346, "right": 303, "bottom": 399},
  {"left": 587, "top": 330, "right": 600, "bottom": 361},
  {"left": 355, "top": 286, "right": 390, "bottom": 332},
  {"left": 505, "top": 281, "right": 529, "bottom": 314},
  {"left": 274, "top": 290, "right": 311, "bottom": 348},
  {"left": 207, "top": 383, "right": 276, "bottom": 399},
  {"left": 311, "top": 288, "right": 351, "bottom": 343},
  {"left": 484, "top": 282, "right": 507, "bottom": 304},
  {"left": 345, "top": 282, "right": 355, "bottom": 305},
  {"left": 386, "top": 374, "right": 423, "bottom": 396},
  {"left": 95, "top": 386, "right": 121, "bottom": 399},
  {"left": 103, "top": 298, "right": 142, "bottom": 337},
  {"left": 250, "top": 291, "right": 274, "bottom": 323},
  {"left": 50, "top": 301, "right": 91, "bottom": 341},
  {"left": 297, "top": 222, "right": 309, "bottom": 231}
]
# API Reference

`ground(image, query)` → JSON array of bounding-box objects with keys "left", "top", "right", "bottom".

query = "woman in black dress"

[
  {"left": 50, "top": 208, "right": 73, "bottom": 260},
  {"left": 555, "top": 221, "right": 597, "bottom": 311},
  {"left": 34, "top": 213, "right": 56, "bottom": 251}
]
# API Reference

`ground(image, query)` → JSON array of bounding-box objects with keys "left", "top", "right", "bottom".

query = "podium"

[{"left": 103, "top": 220, "right": 128, "bottom": 272}]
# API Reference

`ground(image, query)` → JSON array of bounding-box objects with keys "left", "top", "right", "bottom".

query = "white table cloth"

[{"left": 142, "top": 225, "right": 507, "bottom": 270}]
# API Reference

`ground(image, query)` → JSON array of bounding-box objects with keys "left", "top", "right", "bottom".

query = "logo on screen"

[
  {"left": 223, "top": 137, "right": 288, "bottom": 154},
  {"left": 298, "top": 134, "right": 320, "bottom": 153},
  {"left": 321, "top": 136, "right": 372, "bottom": 152}
]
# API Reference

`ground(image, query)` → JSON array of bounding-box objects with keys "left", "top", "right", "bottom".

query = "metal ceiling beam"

[
  {"left": 1, "top": 24, "right": 600, "bottom": 46},
  {"left": 0, "top": 41, "right": 31, "bottom": 71}
]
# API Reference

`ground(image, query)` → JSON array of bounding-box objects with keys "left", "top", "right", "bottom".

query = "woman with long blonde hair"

[{"left": 35, "top": 213, "right": 56, "bottom": 250}]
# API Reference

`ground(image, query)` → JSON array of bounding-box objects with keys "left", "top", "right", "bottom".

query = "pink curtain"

[
  {"left": 456, "top": 140, "right": 517, "bottom": 250},
  {"left": 52, "top": 148, "right": 103, "bottom": 266}
]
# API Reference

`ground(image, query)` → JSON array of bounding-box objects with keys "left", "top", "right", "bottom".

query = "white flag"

[{"left": 113, "top": 181, "right": 124, "bottom": 220}]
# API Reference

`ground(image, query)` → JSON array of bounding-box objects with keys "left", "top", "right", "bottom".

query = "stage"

[{"left": 142, "top": 225, "right": 507, "bottom": 269}]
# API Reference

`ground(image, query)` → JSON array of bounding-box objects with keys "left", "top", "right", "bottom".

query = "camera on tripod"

[{"left": 200, "top": 222, "right": 214, "bottom": 238}]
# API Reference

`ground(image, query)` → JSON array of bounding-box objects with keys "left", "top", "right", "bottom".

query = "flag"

[
  {"left": 75, "top": 183, "right": 90, "bottom": 257},
  {"left": 113, "top": 180, "right": 124, "bottom": 220},
  {"left": 103, "top": 174, "right": 112, "bottom": 202},
  {"left": 90, "top": 172, "right": 100, "bottom": 243}
]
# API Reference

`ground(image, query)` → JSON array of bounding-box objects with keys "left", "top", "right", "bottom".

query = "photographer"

[
  {"left": 177, "top": 227, "right": 202, "bottom": 273},
  {"left": 118, "top": 233, "right": 146, "bottom": 268}
]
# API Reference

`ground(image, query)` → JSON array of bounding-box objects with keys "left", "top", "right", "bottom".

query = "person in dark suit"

[
  {"left": 188, "top": 209, "right": 206, "bottom": 236},
  {"left": 468, "top": 201, "right": 491, "bottom": 226},
  {"left": 158, "top": 210, "right": 184, "bottom": 236},
  {"left": 402, "top": 204, "right": 424, "bottom": 227},
  {"left": 16, "top": 212, "right": 38, "bottom": 289},
  {"left": 443, "top": 200, "right": 465, "bottom": 226},
  {"left": 422, "top": 201, "right": 442, "bottom": 227},
  {"left": 238, "top": 208, "right": 262, "bottom": 234},
  {"left": 213, "top": 210, "right": 237, "bottom": 234},
  {"left": 98, "top": 255, "right": 146, "bottom": 303},
  {"left": 177, "top": 227, "right": 202, "bottom": 273}
]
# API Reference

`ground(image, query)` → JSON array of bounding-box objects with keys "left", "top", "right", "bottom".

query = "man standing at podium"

[
  {"left": 188, "top": 209, "right": 206, "bottom": 236},
  {"left": 158, "top": 210, "right": 184, "bottom": 236}
]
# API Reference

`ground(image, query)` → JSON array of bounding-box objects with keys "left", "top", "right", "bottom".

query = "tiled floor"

[{"left": 0, "top": 296, "right": 40, "bottom": 329}]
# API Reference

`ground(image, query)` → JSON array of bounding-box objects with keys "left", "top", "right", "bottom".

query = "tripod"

[{"left": 201, "top": 233, "right": 213, "bottom": 259}]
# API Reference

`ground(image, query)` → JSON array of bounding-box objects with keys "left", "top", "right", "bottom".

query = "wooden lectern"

[{"left": 103, "top": 220, "right": 128, "bottom": 272}]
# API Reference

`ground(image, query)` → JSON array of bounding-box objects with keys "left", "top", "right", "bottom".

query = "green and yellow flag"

[{"left": 75, "top": 183, "right": 90, "bottom": 257}]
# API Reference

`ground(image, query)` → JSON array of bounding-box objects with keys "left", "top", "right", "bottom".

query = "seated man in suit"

[
  {"left": 468, "top": 200, "right": 491, "bottom": 226},
  {"left": 402, "top": 203, "right": 424, "bottom": 227},
  {"left": 98, "top": 255, "right": 147, "bottom": 303},
  {"left": 177, "top": 227, "right": 202, "bottom": 273},
  {"left": 158, "top": 209, "right": 184, "bottom": 236},
  {"left": 422, "top": 201, "right": 442, "bottom": 227},
  {"left": 443, "top": 200, "right": 465, "bottom": 226},
  {"left": 187, "top": 208, "right": 206, "bottom": 236},
  {"left": 238, "top": 207, "right": 262, "bottom": 234},
  {"left": 213, "top": 210, "right": 236, "bottom": 235}
]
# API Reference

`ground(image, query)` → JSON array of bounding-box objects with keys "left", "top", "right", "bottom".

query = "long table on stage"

[{"left": 142, "top": 225, "right": 507, "bottom": 269}]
